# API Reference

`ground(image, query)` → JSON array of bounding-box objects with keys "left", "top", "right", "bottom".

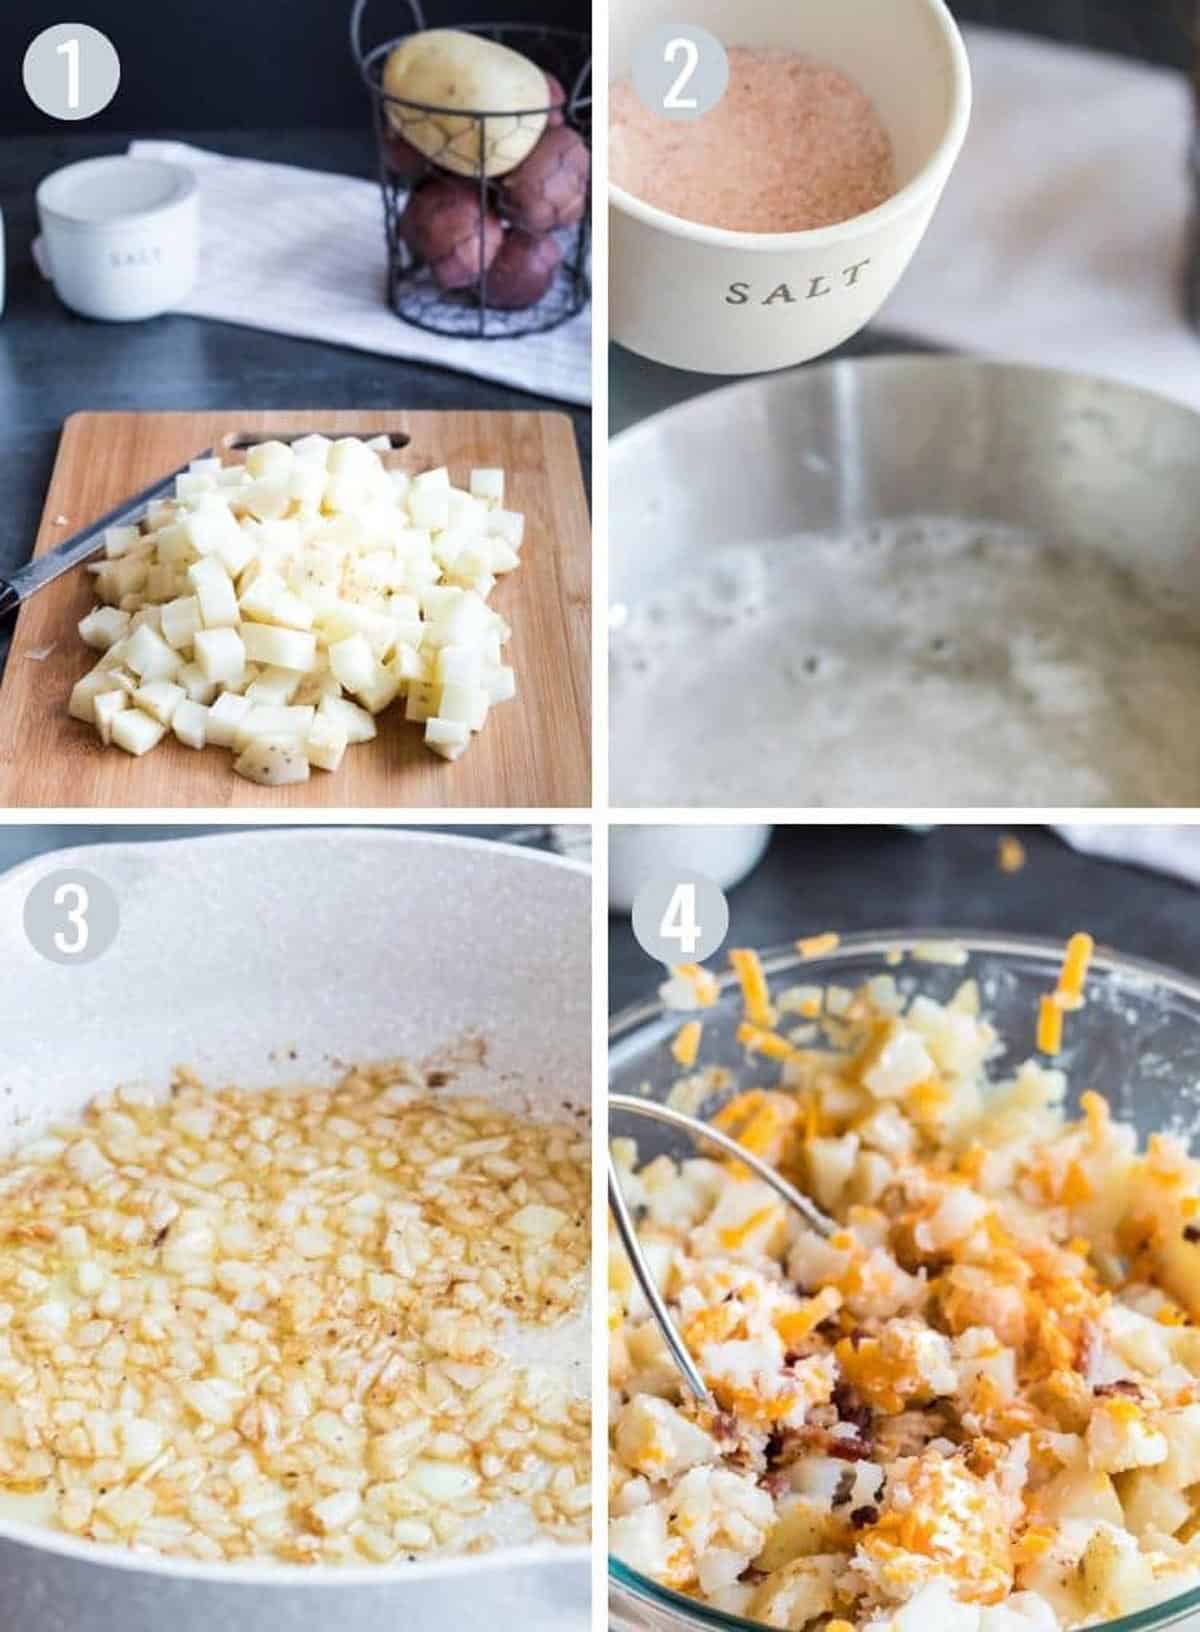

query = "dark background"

[
  {"left": 609, "top": 827, "right": 1200, "bottom": 1013},
  {"left": 1, "top": 0, "right": 1192, "bottom": 137},
  {"left": 5, "top": 0, "right": 590, "bottom": 134}
]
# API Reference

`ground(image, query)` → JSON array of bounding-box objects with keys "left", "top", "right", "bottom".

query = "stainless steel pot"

[
  {"left": 608, "top": 357, "right": 1200, "bottom": 807},
  {"left": 0, "top": 828, "right": 591, "bottom": 1632}
]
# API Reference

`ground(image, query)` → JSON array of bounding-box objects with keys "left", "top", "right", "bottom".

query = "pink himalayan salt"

[{"left": 610, "top": 47, "right": 895, "bottom": 234}]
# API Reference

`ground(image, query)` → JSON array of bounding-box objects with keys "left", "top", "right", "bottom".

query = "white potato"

[
  {"left": 233, "top": 738, "right": 310, "bottom": 786},
  {"left": 111, "top": 709, "right": 167, "bottom": 757},
  {"left": 67, "top": 439, "right": 524, "bottom": 779},
  {"left": 382, "top": 31, "right": 547, "bottom": 177}
]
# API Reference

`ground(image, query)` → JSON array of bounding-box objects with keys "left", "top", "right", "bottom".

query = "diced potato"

[
  {"left": 246, "top": 668, "right": 302, "bottom": 706},
  {"left": 409, "top": 488, "right": 450, "bottom": 531},
  {"left": 103, "top": 524, "right": 141, "bottom": 559},
  {"left": 424, "top": 717, "right": 469, "bottom": 760},
  {"left": 93, "top": 689, "right": 129, "bottom": 746},
  {"left": 241, "top": 625, "right": 318, "bottom": 672},
  {"left": 488, "top": 509, "right": 524, "bottom": 549},
  {"left": 244, "top": 440, "right": 293, "bottom": 481},
  {"left": 68, "top": 442, "right": 523, "bottom": 778},
  {"left": 238, "top": 572, "right": 314, "bottom": 631},
  {"left": 233, "top": 706, "right": 316, "bottom": 753},
  {"left": 233, "top": 738, "right": 310, "bottom": 785},
  {"left": 290, "top": 433, "right": 332, "bottom": 467},
  {"left": 124, "top": 624, "right": 180, "bottom": 682},
  {"left": 205, "top": 691, "right": 253, "bottom": 748},
  {"left": 438, "top": 682, "right": 489, "bottom": 732},
  {"left": 188, "top": 557, "right": 240, "bottom": 630},
  {"left": 177, "top": 662, "right": 218, "bottom": 704},
  {"left": 194, "top": 628, "right": 246, "bottom": 689},
  {"left": 111, "top": 709, "right": 167, "bottom": 757},
  {"left": 172, "top": 699, "right": 209, "bottom": 750},
  {"left": 78, "top": 606, "right": 131, "bottom": 652},
  {"left": 319, "top": 695, "right": 376, "bottom": 745},
  {"left": 160, "top": 595, "right": 203, "bottom": 652},
  {"left": 329, "top": 634, "right": 378, "bottom": 695},
  {"left": 132, "top": 680, "right": 185, "bottom": 726},
  {"left": 304, "top": 713, "right": 348, "bottom": 773},
  {"left": 469, "top": 468, "right": 504, "bottom": 505}
]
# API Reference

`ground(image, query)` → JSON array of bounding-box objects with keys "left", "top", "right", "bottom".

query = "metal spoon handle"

[
  {"left": 608, "top": 1152, "right": 714, "bottom": 1408},
  {"left": 609, "top": 1094, "right": 836, "bottom": 1237},
  {"left": 609, "top": 1096, "right": 836, "bottom": 1407}
]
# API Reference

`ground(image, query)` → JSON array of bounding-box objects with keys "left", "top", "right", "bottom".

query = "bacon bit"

[
  {"left": 1184, "top": 1223, "right": 1200, "bottom": 1245},
  {"left": 850, "top": 1505, "right": 880, "bottom": 1528},
  {"left": 735, "top": 1022, "right": 796, "bottom": 1062},
  {"left": 826, "top": 1434, "right": 873, "bottom": 1462},
  {"left": 1037, "top": 995, "right": 1063, "bottom": 1056},
  {"left": 671, "top": 1021, "right": 702, "bottom": 1069},
  {"left": 672, "top": 963, "right": 719, "bottom": 1008},
  {"left": 796, "top": 932, "right": 840, "bottom": 961},
  {"left": 832, "top": 1380, "right": 874, "bottom": 1436},
  {"left": 729, "top": 948, "right": 775, "bottom": 1028},
  {"left": 997, "top": 835, "right": 1027, "bottom": 874},
  {"left": 1094, "top": 1379, "right": 1143, "bottom": 1399}
]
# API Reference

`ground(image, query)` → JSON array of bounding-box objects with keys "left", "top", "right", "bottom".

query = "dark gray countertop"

[
  {"left": 0, "top": 128, "right": 591, "bottom": 680},
  {"left": 609, "top": 825, "right": 1200, "bottom": 1014}
]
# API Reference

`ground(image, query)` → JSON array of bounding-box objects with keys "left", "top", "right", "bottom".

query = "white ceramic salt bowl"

[
  {"left": 609, "top": 0, "right": 971, "bottom": 374},
  {"left": 35, "top": 155, "right": 197, "bottom": 322},
  {"left": 0, "top": 828, "right": 591, "bottom": 1632}
]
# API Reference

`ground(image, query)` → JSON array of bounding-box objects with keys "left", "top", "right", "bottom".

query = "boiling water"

[{"left": 609, "top": 518, "right": 1200, "bottom": 808}]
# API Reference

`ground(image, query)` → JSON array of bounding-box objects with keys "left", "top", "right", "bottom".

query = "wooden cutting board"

[{"left": 0, "top": 410, "right": 590, "bottom": 809}]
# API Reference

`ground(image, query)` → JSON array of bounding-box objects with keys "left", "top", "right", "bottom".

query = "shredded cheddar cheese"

[
  {"left": 671, "top": 1020, "right": 702, "bottom": 1069},
  {"left": 729, "top": 947, "right": 775, "bottom": 1029},
  {"left": 1057, "top": 932, "right": 1094, "bottom": 1004},
  {"left": 735, "top": 1022, "right": 797, "bottom": 1063},
  {"left": 673, "top": 963, "right": 720, "bottom": 1009},
  {"left": 796, "top": 931, "right": 840, "bottom": 960},
  {"left": 1037, "top": 994, "right": 1064, "bottom": 1056}
]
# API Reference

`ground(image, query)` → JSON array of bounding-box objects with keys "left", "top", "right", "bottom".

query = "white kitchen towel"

[
  {"left": 885, "top": 27, "right": 1200, "bottom": 409},
  {"left": 128, "top": 140, "right": 591, "bottom": 406},
  {"left": 1056, "top": 826, "right": 1200, "bottom": 886}
]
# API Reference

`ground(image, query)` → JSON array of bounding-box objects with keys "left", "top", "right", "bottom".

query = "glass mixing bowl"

[{"left": 609, "top": 931, "right": 1200, "bottom": 1632}]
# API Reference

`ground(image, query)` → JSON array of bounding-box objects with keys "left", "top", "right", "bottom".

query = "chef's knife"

[{"left": 0, "top": 429, "right": 411, "bottom": 620}]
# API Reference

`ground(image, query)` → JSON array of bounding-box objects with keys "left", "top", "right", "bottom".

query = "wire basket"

[{"left": 351, "top": 0, "right": 591, "bottom": 340}]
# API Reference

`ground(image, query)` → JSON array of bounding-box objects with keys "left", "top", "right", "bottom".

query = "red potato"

[
  {"left": 485, "top": 230, "right": 563, "bottom": 310},
  {"left": 399, "top": 178, "right": 503, "bottom": 292},
  {"left": 498, "top": 125, "right": 590, "bottom": 235},
  {"left": 382, "top": 129, "right": 428, "bottom": 182},
  {"left": 545, "top": 71, "right": 567, "bottom": 126}
]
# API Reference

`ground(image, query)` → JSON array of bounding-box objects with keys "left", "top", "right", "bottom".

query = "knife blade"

[{"left": 0, "top": 429, "right": 411, "bottom": 620}]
